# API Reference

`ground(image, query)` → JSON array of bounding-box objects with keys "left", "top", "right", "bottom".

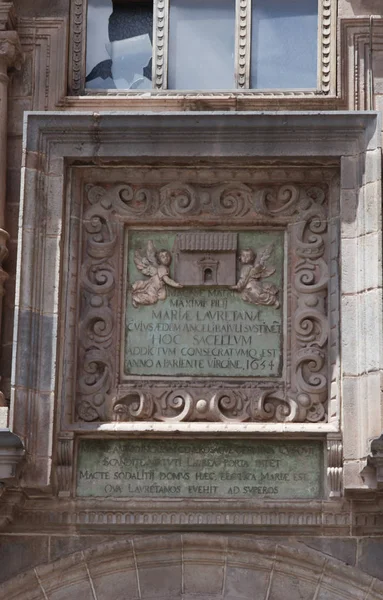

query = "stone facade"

[{"left": 1, "top": 0, "right": 383, "bottom": 597}]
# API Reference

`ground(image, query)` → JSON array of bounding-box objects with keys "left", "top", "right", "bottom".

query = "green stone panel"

[
  {"left": 77, "top": 439, "right": 323, "bottom": 499},
  {"left": 125, "top": 230, "right": 284, "bottom": 377}
]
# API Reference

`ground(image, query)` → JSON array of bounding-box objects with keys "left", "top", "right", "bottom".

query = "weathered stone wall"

[{"left": 0, "top": 0, "right": 383, "bottom": 594}]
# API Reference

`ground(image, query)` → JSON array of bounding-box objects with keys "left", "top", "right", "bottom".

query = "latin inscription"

[
  {"left": 77, "top": 440, "right": 322, "bottom": 499},
  {"left": 125, "top": 231, "right": 284, "bottom": 377}
]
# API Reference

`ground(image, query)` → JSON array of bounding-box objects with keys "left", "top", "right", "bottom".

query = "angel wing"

[
  {"left": 134, "top": 240, "right": 158, "bottom": 277},
  {"left": 258, "top": 266, "right": 276, "bottom": 279},
  {"left": 254, "top": 244, "right": 276, "bottom": 279},
  {"left": 257, "top": 244, "right": 274, "bottom": 266}
]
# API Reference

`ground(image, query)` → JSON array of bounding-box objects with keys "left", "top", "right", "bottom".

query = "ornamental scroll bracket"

[{"left": 76, "top": 179, "right": 332, "bottom": 424}]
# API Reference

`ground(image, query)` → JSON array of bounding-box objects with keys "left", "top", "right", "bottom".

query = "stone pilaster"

[{"left": 0, "top": 5, "right": 22, "bottom": 413}]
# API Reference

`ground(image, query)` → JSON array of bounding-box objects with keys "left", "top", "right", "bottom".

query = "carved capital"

[
  {"left": 327, "top": 434, "right": 343, "bottom": 497},
  {"left": 56, "top": 434, "right": 74, "bottom": 497},
  {"left": 0, "top": 30, "right": 22, "bottom": 69}
]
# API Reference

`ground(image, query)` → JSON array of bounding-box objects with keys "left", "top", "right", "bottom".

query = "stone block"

[
  {"left": 19, "top": 168, "right": 39, "bottom": 232},
  {"left": 43, "top": 578, "right": 95, "bottom": 600},
  {"left": 6, "top": 168, "right": 21, "bottom": 207},
  {"left": 268, "top": 572, "right": 317, "bottom": 600},
  {"left": 15, "top": 0, "right": 70, "bottom": 17},
  {"left": 41, "top": 236, "right": 61, "bottom": 316},
  {"left": 46, "top": 175, "right": 64, "bottom": 236},
  {"left": 301, "top": 538, "right": 357, "bottom": 567},
  {"left": 363, "top": 289, "right": 383, "bottom": 372},
  {"left": 320, "top": 559, "right": 374, "bottom": 600},
  {"left": 361, "top": 233, "right": 382, "bottom": 291},
  {"left": 0, "top": 535, "right": 49, "bottom": 584},
  {"left": 36, "top": 557, "right": 94, "bottom": 600},
  {"left": 89, "top": 548, "right": 139, "bottom": 600},
  {"left": 340, "top": 238, "right": 358, "bottom": 293},
  {"left": 49, "top": 535, "right": 117, "bottom": 563},
  {"left": 5, "top": 201, "right": 20, "bottom": 242},
  {"left": 363, "top": 148, "right": 382, "bottom": 185},
  {"left": 15, "top": 231, "right": 37, "bottom": 310},
  {"left": 184, "top": 562, "right": 224, "bottom": 596},
  {"left": 358, "top": 538, "right": 383, "bottom": 581},
  {"left": 183, "top": 534, "right": 226, "bottom": 595},
  {"left": 341, "top": 155, "right": 361, "bottom": 190},
  {"left": 340, "top": 295, "right": 359, "bottom": 376},
  {"left": 14, "top": 310, "right": 57, "bottom": 392},
  {"left": 364, "top": 372, "right": 383, "bottom": 445},
  {"left": 343, "top": 460, "right": 367, "bottom": 489},
  {"left": 340, "top": 232, "right": 382, "bottom": 294},
  {"left": 0, "top": 569, "right": 44, "bottom": 600},
  {"left": 342, "top": 377, "right": 360, "bottom": 460},
  {"left": 224, "top": 566, "right": 269, "bottom": 599},
  {"left": 363, "top": 181, "right": 382, "bottom": 235},
  {"left": 134, "top": 535, "right": 182, "bottom": 598},
  {"left": 6, "top": 136, "right": 22, "bottom": 170},
  {"left": 0, "top": 407, "right": 8, "bottom": 428},
  {"left": 138, "top": 564, "right": 181, "bottom": 599},
  {"left": 340, "top": 189, "right": 358, "bottom": 238},
  {"left": 5, "top": 239, "right": 18, "bottom": 280},
  {"left": 8, "top": 99, "right": 32, "bottom": 137}
]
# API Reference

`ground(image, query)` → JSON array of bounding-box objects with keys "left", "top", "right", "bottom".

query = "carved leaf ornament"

[{"left": 77, "top": 181, "right": 330, "bottom": 424}]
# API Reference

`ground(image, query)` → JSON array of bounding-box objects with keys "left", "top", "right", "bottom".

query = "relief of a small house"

[{"left": 174, "top": 232, "right": 237, "bottom": 286}]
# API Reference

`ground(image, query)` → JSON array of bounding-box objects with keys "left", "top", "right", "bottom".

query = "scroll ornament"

[
  {"left": 131, "top": 240, "right": 182, "bottom": 307},
  {"left": 77, "top": 183, "right": 330, "bottom": 423}
]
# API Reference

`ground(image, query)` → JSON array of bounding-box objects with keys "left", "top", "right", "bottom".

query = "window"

[{"left": 80, "top": 0, "right": 334, "bottom": 93}]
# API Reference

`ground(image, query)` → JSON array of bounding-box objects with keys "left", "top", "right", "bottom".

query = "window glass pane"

[
  {"left": 250, "top": 0, "right": 318, "bottom": 89},
  {"left": 168, "top": 0, "right": 235, "bottom": 90},
  {"left": 86, "top": 0, "right": 153, "bottom": 90}
]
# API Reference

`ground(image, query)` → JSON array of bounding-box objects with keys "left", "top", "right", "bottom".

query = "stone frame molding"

[
  {"left": 72, "top": 169, "right": 336, "bottom": 426},
  {"left": 11, "top": 111, "right": 382, "bottom": 496},
  {"left": 68, "top": 0, "right": 337, "bottom": 97},
  {"left": 340, "top": 18, "right": 383, "bottom": 111}
]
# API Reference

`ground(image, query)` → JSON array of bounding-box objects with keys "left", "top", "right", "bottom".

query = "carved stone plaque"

[
  {"left": 125, "top": 231, "right": 284, "bottom": 378},
  {"left": 77, "top": 439, "right": 323, "bottom": 499},
  {"left": 75, "top": 171, "right": 333, "bottom": 424}
]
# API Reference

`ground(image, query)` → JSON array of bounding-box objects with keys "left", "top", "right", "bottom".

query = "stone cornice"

[
  {"left": 2, "top": 494, "right": 383, "bottom": 536},
  {"left": 0, "top": 30, "right": 22, "bottom": 69}
]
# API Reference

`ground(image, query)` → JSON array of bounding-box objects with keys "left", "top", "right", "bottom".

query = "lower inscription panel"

[{"left": 77, "top": 439, "right": 323, "bottom": 499}]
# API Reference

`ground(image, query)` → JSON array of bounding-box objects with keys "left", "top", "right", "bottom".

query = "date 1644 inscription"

[{"left": 77, "top": 440, "right": 323, "bottom": 499}]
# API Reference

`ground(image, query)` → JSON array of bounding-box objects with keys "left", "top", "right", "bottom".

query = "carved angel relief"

[
  {"left": 132, "top": 238, "right": 280, "bottom": 309},
  {"left": 132, "top": 241, "right": 182, "bottom": 308},
  {"left": 231, "top": 245, "right": 280, "bottom": 308}
]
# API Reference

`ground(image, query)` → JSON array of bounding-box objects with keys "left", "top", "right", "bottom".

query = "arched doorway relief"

[{"left": 1, "top": 534, "right": 383, "bottom": 600}]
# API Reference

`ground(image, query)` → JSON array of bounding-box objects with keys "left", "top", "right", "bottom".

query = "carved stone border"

[
  {"left": 5, "top": 490, "right": 383, "bottom": 535},
  {"left": 235, "top": 0, "right": 251, "bottom": 89},
  {"left": 18, "top": 18, "right": 68, "bottom": 110},
  {"left": 12, "top": 112, "right": 382, "bottom": 497},
  {"left": 68, "top": 0, "right": 86, "bottom": 95},
  {"left": 152, "top": 0, "right": 169, "bottom": 89},
  {"left": 68, "top": 0, "right": 337, "bottom": 96},
  {"left": 73, "top": 176, "right": 333, "bottom": 425},
  {"left": 340, "top": 18, "right": 383, "bottom": 111}
]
